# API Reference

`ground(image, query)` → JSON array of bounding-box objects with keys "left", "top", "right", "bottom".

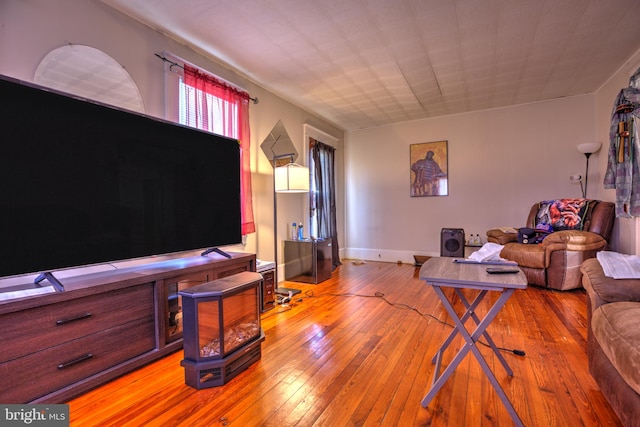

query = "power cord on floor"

[
  {"left": 269, "top": 289, "right": 526, "bottom": 357},
  {"left": 260, "top": 292, "right": 304, "bottom": 318}
]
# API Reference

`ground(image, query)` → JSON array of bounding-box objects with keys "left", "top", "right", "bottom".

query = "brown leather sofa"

[
  {"left": 581, "top": 258, "right": 640, "bottom": 426},
  {"left": 486, "top": 200, "right": 615, "bottom": 290}
]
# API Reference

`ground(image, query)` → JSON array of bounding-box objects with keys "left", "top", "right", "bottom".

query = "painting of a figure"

[{"left": 410, "top": 141, "right": 448, "bottom": 197}]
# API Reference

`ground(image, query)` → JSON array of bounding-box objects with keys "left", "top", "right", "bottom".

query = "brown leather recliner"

[{"left": 486, "top": 200, "right": 615, "bottom": 291}]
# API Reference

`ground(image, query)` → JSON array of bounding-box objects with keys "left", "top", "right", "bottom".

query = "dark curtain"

[{"left": 310, "top": 138, "right": 341, "bottom": 268}]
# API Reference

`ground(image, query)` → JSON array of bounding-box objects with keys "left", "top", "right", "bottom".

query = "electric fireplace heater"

[{"left": 179, "top": 271, "right": 265, "bottom": 389}]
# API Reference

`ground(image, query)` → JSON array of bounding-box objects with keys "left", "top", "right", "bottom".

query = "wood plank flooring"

[{"left": 67, "top": 260, "right": 622, "bottom": 426}]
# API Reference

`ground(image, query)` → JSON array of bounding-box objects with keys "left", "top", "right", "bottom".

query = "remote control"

[{"left": 486, "top": 267, "right": 520, "bottom": 274}]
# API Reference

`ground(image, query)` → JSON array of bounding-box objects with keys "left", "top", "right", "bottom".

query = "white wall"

[
  {"left": 0, "top": 0, "right": 345, "bottom": 281},
  {"left": 345, "top": 94, "right": 615, "bottom": 262}
]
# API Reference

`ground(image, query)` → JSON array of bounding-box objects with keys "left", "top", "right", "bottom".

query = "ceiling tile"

[{"left": 101, "top": 0, "right": 640, "bottom": 131}]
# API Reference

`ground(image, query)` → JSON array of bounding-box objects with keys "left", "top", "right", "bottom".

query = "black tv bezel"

[{"left": 0, "top": 74, "right": 242, "bottom": 282}]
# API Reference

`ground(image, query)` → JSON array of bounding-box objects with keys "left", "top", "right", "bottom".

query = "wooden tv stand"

[{"left": 0, "top": 251, "right": 256, "bottom": 404}]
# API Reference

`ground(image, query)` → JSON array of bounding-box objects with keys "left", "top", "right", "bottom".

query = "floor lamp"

[
  {"left": 576, "top": 142, "right": 602, "bottom": 198},
  {"left": 272, "top": 153, "right": 309, "bottom": 298}
]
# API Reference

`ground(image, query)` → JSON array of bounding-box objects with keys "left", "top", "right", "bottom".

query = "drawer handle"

[
  {"left": 56, "top": 313, "right": 92, "bottom": 326},
  {"left": 57, "top": 353, "right": 94, "bottom": 370}
]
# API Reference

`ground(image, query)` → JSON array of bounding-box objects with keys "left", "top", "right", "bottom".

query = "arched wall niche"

[{"left": 34, "top": 44, "right": 144, "bottom": 113}]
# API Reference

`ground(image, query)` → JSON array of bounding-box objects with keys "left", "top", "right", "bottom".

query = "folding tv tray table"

[{"left": 419, "top": 257, "right": 527, "bottom": 427}]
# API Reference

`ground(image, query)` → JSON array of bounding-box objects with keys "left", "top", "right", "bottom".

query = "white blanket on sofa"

[
  {"left": 597, "top": 251, "right": 640, "bottom": 279},
  {"left": 468, "top": 242, "right": 508, "bottom": 263}
]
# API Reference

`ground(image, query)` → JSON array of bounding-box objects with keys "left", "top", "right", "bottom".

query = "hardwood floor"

[{"left": 67, "top": 260, "right": 621, "bottom": 426}]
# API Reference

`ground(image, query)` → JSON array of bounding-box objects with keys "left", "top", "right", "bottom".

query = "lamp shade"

[
  {"left": 577, "top": 142, "right": 601, "bottom": 154},
  {"left": 275, "top": 163, "right": 309, "bottom": 193}
]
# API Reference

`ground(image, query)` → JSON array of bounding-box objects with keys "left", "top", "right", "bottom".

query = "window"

[
  {"left": 177, "top": 63, "right": 255, "bottom": 235},
  {"left": 179, "top": 80, "right": 239, "bottom": 138}
]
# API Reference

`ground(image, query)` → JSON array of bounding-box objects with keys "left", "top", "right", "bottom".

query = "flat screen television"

[{"left": 0, "top": 75, "right": 241, "bottom": 282}]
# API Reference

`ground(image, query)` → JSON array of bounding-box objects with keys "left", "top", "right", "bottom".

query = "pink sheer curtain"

[{"left": 183, "top": 64, "right": 255, "bottom": 235}]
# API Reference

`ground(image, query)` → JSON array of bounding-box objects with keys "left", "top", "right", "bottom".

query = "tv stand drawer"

[
  {"left": 0, "top": 317, "right": 155, "bottom": 403},
  {"left": 0, "top": 283, "right": 154, "bottom": 364}
]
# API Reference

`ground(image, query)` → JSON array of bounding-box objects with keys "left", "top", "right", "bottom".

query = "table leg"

[
  {"left": 454, "top": 288, "right": 513, "bottom": 376},
  {"left": 431, "top": 289, "right": 487, "bottom": 363},
  {"left": 466, "top": 334, "right": 524, "bottom": 426},
  {"left": 423, "top": 286, "right": 481, "bottom": 407},
  {"left": 422, "top": 285, "right": 523, "bottom": 427}
]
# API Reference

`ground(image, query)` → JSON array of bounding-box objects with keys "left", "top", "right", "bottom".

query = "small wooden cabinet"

[
  {"left": 284, "top": 239, "right": 332, "bottom": 283},
  {"left": 259, "top": 269, "right": 275, "bottom": 311},
  {"left": 0, "top": 251, "right": 255, "bottom": 403}
]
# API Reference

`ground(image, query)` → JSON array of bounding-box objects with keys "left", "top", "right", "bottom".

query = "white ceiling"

[{"left": 101, "top": 0, "right": 640, "bottom": 131}]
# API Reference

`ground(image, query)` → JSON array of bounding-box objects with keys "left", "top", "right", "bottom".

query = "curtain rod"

[{"left": 154, "top": 53, "right": 259, "bottom": 104}]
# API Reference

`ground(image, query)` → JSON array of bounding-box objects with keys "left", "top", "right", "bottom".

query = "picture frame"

[{"left": 410, "top": 140, "right": 448, "bottom": 197}]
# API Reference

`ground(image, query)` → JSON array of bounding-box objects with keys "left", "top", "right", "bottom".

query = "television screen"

[{"left": 0, "top": 75, "right": 241, "bottom": 279}]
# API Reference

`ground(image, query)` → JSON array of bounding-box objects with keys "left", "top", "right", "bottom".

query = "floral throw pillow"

[{"left": 536, "top": 199, "right": 592, "bottom": 231}]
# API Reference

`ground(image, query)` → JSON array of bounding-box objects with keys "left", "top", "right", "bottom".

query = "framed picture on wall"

[{"left": 410, "top": 140, "right": 448, "bottom": 197}]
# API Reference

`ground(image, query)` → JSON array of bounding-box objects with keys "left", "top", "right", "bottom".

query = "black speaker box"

[{"left": 440, "top": 228, "right": 465, "bottom": 257}]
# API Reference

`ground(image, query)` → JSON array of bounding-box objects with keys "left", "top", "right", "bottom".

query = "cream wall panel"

[{"left": 345, "top": 96, "right": 601, "bottom": 262}]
